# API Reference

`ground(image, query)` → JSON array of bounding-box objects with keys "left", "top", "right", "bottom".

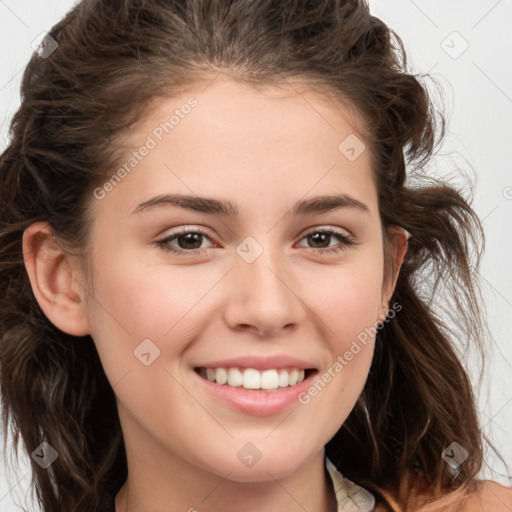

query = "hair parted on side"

[{"left": 0, "top": 1, "right": 498, "bottom": 511}]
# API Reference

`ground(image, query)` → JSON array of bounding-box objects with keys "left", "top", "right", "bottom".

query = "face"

[{"left": 80, "top": 76, "right": 397, "bottom": 483}]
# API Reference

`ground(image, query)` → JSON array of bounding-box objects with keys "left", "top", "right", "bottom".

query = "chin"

[{"left": 206, "top": 451, "right": 310, "bottom": 483}]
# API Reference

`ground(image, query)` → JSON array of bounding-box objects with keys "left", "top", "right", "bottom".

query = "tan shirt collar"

[{"left": 325, "top": 456, "right": 376, "bottom": 512}]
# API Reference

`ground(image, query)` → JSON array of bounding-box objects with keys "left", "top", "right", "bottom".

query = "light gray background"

[{"left": 1, "top": 1, "right": 511, "bottom": 510}]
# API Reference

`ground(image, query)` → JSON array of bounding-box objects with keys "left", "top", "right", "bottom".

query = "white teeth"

[
  {"left": 260, "top": 369, "right": 279, "bottom": 390},
  {"left": 215, "top": 368, "right": 228, "bottom": 385},
  {"left": 278, "top": 369, "right": 289, "bottom": 387},
  {"left": 227, "top": 368, "right": 243, "bottom": 387},
  {"left": 243, "top": 368, "right": 260, "bottom": 389},
  {"left": 202, "top": 367, "right": 308, "bottom": 390}
]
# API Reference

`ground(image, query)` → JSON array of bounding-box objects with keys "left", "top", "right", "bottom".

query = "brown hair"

[{"left": 0, "top": 1, "right": 500, "bottom": 511}]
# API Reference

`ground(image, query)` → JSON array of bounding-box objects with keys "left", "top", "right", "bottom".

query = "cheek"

[
  {"left": 84, "top": 258, "right": 209, "bottom": 435},
  {"left": 84, "top": 251, "right": 210, "bottom": 382},
  {"left": 311, "top": 252, "right": 384, "bottom": 347},
  {"left": 302, "top": 251, "right": 383, "bottom": 413}
]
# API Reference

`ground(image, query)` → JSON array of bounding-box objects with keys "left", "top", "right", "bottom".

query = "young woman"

[{"left": 1, "top": 1, "right": 511, "bottom": 511}]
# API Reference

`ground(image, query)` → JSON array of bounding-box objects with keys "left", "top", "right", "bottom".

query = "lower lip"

[{"left": 194, "top": 370, "right": 316, "bottom": 416}]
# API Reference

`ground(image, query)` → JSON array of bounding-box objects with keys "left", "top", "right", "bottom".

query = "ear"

[
  {"left": 22, "top": 221, "right": 91, "bottom": 336},
  {"left": 378, "top": 226, "right": 409, "bottom": 321}
]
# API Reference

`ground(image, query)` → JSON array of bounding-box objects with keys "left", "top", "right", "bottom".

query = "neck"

[{"left": 115, "top": 449, "right": 337, "bottom": 512}]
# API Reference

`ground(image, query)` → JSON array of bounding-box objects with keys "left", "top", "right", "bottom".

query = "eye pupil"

[
  {"left": 309, "top": 232, "right": 330, "bottom": 248},
  {"left": 178, "top": 233, "right": 203, "bottom": 249}
]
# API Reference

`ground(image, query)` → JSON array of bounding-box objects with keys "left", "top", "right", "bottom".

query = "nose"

[{"left": 223, "top": 244, "right": 306, "bottom": 338}]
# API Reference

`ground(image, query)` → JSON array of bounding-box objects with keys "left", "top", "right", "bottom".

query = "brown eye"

[
  {"left": 155, "top": 227, "right": 216, "bottom": 255},
  {"left": 174, "top": 232, "right": 205, "bottom": 250},
  {"left": 297, "top": 229, "right": 355, "bottom": 253}
]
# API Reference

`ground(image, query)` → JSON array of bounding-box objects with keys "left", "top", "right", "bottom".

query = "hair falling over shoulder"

[{"left": 0, "top": 1, "right": 503, "bottom": 511}]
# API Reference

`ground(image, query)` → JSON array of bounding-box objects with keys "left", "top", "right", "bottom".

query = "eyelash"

[{"left": 155, "top": 227, "right": 356, "bottom": 256}]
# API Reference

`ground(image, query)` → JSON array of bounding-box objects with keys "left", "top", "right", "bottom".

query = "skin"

[{"left": 22, "top": 75, "right": 409, "bottom": 512}]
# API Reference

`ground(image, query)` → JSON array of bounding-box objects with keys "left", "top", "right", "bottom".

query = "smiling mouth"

[{"left": 194, "top": 367, "right": 317, "bottom": 391}]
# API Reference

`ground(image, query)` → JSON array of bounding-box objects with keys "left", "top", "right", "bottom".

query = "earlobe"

[{"left": 22, "top": 221, "right": 91, "bottom": 337}]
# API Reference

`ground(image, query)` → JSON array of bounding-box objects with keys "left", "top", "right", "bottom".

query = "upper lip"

[{"left": 195, "top": 355, "right": 317, "bottom": 371}]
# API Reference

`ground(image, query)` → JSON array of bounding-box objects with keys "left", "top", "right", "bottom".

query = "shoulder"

[
  {"left": 457, "top": 479, "right": 512, "bottom": 512},
  {"left": 383, "top": 472, "right": 512, "bottom": 512}
]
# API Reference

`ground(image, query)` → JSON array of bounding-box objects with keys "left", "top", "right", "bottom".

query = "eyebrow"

[{"left": 131, "top": 193, "right": 370, "bottom": 217}]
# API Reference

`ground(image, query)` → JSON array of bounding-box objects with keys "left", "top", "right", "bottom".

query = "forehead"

[
  {"left": 139, "top": 75, "right": 368, "bottom": 150},
  {"left": 91, "top": 76, "right": 377, "bottom": 218}
]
